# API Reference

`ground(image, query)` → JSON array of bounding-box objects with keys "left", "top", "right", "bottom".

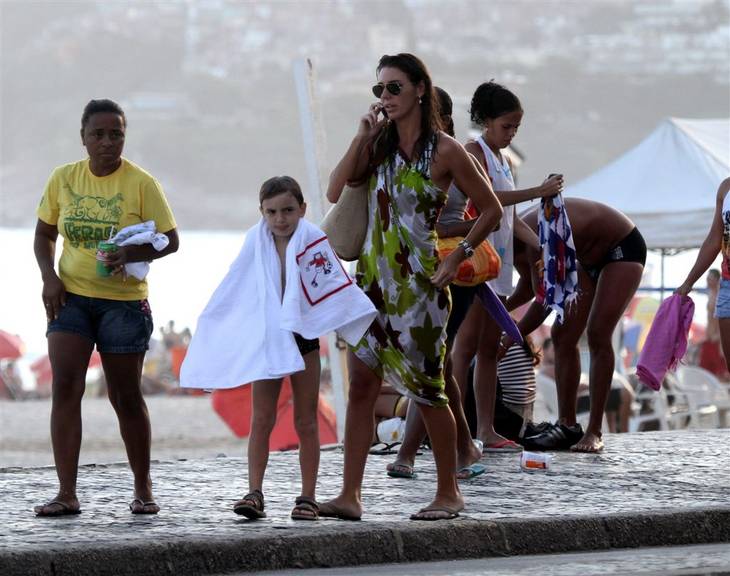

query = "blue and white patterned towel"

[{"left": 537, "top": 194, "right": 579, "bottom": 324}]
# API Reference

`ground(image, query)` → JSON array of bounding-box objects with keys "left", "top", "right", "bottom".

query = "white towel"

[
  {"left": 110, "top": 221, "right": 170, "bottom": 281},
  {"left": 180, "top": 218, "right": 376, "bottom": 390}
]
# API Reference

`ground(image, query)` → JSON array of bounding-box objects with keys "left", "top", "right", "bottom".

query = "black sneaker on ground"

[
  {"left": 521, "top": 420, "right": 554, "bottom": 441},
  {"left": 522, "top": 422, "right": 584, "bottom": 451}
]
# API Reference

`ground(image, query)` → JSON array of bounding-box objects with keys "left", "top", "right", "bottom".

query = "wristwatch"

[{"left": 458, "top": 238, "right": 475, "bottom": 258}]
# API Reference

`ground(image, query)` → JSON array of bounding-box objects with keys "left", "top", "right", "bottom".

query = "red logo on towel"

[{"left": 297, "top": 237, "right": 353, "bottom": 305}]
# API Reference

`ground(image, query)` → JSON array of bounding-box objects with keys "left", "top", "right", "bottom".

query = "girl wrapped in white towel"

[{"left": 181, "top": 176, "right": 375, "bottom": 521}]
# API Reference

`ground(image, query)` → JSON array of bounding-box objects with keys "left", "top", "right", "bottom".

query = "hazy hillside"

[{"left": 1, "top": 0, "right": 728, "bottom": 229}]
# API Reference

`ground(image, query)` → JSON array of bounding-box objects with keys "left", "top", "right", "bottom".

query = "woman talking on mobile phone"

[{"left": 321, "top": 54, "right": 502, "bottom": 521}]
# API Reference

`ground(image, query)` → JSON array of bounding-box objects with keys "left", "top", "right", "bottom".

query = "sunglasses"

[{"left": 372, "top": 81, "right": 403, "bottom": 98}]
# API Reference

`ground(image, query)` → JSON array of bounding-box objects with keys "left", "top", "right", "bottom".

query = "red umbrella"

[
  {"left": 0, "top": 330, "right": 25, "bottom": 359},
  {"left": 212, "top": 377, "right": 337, "bottom": 450}
]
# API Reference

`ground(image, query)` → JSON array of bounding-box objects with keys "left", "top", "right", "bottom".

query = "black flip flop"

[{"left": 34, "top": 500, "right": 82, "bottom": 517}]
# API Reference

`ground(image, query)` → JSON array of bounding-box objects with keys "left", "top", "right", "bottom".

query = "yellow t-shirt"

[{"left": 37, "top": 157, "right": 177, "bottom": 301}]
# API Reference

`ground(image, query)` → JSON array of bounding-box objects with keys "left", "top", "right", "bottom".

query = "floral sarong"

[{"left": 353, "top": 139, "right": 450, "bottom": 407}]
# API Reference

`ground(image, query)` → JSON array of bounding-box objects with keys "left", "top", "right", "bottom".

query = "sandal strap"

[
  {"left": 294, "top": 496, "right": 319, "bottom": 510},
  {"left": 241, "top": 490, "right": 264, "bottom": 510}
]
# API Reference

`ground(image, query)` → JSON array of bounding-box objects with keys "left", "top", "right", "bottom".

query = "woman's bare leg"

[
  {"left": 552, "top": 267, "right": 595, "bottom": 426},
  {"left": 415, "top": 402, "right": 464, "bottom": 517},
  {"left": 103, "top": 351, "right": 158, "bottom": 511},
  {"left": 391, "top": 345, "right": 480, "bottom": 473},
  {"left": 573, "top": 261, "right": 642, "bottom": 452},
  {"left": 34, "top": 332, "right": 93, "bottom": 515},
  {"left": 472, "top": 305, "right": 511, "bottom": 445},
  {"left": 718, "top": 318, "right": 730, "bottom": 374},
  {"left": 451, "top": 300, "right": 480, "bottom": 398},
  {"left": 320, "top": 352, "right": 381, "bottom": 519}
]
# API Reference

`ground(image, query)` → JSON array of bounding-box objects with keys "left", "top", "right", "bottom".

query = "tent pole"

[
  {"left": 660, "top": 249, "right": 666, "bottom": 299},
  {"left": 294, "top": 59, "right": 348, "bottom": 443}
]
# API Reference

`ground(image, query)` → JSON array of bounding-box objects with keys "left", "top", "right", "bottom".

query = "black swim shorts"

[{"left": 583, "top": 227, "right": 647, "bottom": 281}]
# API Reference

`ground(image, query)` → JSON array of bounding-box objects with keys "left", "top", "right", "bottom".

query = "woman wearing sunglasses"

[{"left": 321, "top": 54, "right": 502, "bottom": 521}]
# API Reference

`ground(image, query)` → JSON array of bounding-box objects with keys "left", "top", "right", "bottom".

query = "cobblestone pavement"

[{"left": 1, "top": 429, "right": 728, "bottom": 554}]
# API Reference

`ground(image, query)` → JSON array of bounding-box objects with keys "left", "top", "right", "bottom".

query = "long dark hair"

[
  {"left": 434, "top": 86, "right": 454, "bottom": 138},
  {"left": 371, "top": 53, "right": 443, "bottom": 168}
]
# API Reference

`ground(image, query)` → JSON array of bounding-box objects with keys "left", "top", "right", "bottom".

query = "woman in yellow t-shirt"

[{"left": 33, "top": 99, "right": 179, "bottom": 517}]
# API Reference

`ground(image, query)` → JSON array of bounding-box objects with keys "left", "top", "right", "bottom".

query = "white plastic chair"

[
  {"left": 676, "top": 365, "right": 729, "bottom": 427},
  {"left": 670, "top": 366, "right": 720, "bottom": 429},
  {"left": 627, "top": 370, "right": 693, "bottom": 431}
]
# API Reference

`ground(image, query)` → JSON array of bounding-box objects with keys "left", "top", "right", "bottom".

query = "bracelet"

[
  {"left": 498, "top": 333, "right": 511, "bottom": 350},
  {"left": 458, "top": 238, "right": 475, "bottom": 258}
]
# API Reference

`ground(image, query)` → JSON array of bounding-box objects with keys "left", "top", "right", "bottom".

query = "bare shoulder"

[
  {"left": 436, "top": 132, "right": 463, "bottom": 159},
  {"left": 717, "top": 177, "right": 730, "bottom": 200},
  {"left": 464, "top": 139, "right": 481, "bottom": 155}
]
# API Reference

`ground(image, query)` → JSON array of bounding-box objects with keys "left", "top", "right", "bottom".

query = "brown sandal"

[
  {"left": 233, "top": 489, "right": 266, "bottom": 519},
  {"left": 290, "top": 496, "right": 319, "bottom": 521}
]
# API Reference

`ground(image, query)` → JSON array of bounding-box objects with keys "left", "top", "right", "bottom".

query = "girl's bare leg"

[
  {"left": 247, "top": 378, "right": 283, "bottom": 492},
  {"left": 290, "top": 350, "right": 322, "bottom": 499}
]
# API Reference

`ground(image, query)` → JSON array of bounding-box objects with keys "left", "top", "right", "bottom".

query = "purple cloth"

[
  {"left": 476, "top": 283, "right": 523, "bottom": 345},
  {"left": 636, "top": 294, "right": 694, "bottom": 391}
]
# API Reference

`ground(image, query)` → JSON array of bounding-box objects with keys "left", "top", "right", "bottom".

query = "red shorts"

[{"left": 698, "top": 340, "right": 730, "bottom": 380}]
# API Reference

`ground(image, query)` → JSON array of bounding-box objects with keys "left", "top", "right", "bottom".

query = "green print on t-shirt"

[{"left": 62, "top": 186, "right": 123, "bottom": 248}]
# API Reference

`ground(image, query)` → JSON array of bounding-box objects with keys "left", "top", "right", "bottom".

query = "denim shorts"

[
  {"left": 47, "top": 292, "right": 154, "bottom": 353},
  {"left": 715, "top": 280, "right": 730, "bottom": 319}
]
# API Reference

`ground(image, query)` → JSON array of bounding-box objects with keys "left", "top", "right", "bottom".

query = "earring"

[{"left": 418, "top": 96, "right": 422, "bottom": 105}]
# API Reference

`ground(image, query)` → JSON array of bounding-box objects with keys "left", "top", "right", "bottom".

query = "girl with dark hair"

[
  {"left": 451, "top": 81, "right": 563, "bottom": 452},
  {"left": 33, "top": 99, "right": 179, "bottom": 516},
  {"left": 322, "top": 55, "right": 502, "bottom": 521}
]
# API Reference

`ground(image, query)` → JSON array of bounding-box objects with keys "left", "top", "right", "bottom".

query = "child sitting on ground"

[{"left": 180, "top": 176, "right": 376, "bottom": 521}]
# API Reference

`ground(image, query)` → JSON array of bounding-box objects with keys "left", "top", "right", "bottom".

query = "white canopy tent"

[{"left": 565, "top": 118, "right": 730, "bottom": 251}]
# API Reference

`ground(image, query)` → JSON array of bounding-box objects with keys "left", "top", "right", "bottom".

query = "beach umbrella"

[
  {"left": 211, "top": 377, "right": 338, "bottom": 450},
  {"left": 0, "top": 330, "right": 25, "bottom": 359}
]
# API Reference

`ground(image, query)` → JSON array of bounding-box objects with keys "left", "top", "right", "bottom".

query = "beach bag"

[
  {"left": 321, "top": 181, "right": 368, "bottom": 261},
  {"left": 437, "top": 236, "right": 501, "bottom": 286}
]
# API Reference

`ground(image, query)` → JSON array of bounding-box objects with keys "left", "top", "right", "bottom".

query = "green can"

[{"left": 96, "top": 241, "right": 118, "bottom": 277}]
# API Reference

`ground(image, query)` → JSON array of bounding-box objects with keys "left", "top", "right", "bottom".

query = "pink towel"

[{"left": 636, "top": 294, "right": 694, "bottom": 391}]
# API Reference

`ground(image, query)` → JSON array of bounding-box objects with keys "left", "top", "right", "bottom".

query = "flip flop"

[
  {"left": 457, "top": 462, "right": 486, "bottom": 480},
  {"left": 129, "top": 498, "right": 160, "bottom": 515},
  {"left": 386, "top": 462, "right": 416, "bottom": 479},
  {"left": 483, "top": 439, "right": 523, "bottom": 453},
  {"left": 472, "top": 439, "right": 484, "bottom": 453},
  {"left": 318, "top": 501, "right": 361, "bottom": 521},
  {"left": 410, "top": 506, "right": 460, "bottom": 521},
  {"left": 34, "top": 500, "right": 82, "bottom": 517},
  {"left": 369, "top": 441, "right": 401, "bottom": 455}
]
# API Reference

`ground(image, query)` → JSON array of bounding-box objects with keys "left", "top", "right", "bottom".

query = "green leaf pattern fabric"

[{"left": 353, "top": 140, "right": 451, "bottom": 407}]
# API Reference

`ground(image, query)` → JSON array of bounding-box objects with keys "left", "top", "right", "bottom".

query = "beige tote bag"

[{"left": 321, "top": 181, "right": 369, "bottom": 261}]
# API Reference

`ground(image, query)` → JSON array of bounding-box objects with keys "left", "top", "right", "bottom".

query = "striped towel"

[{"left": 537, "top": 194, "right": 579, "bottom": 324}]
